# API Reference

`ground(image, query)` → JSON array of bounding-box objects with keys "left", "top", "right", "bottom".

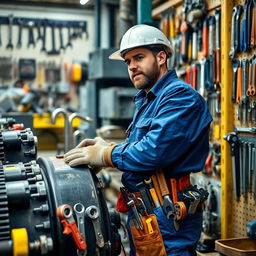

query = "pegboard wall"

[
  {"left": 230, "top": 0, "right": 256, "bottom": 238},
  {"left": 155, "top": 0, "right": 256, "bottom": 240},
  {"left": 232, "top": 193, "right": 256, "bottom": 237}
]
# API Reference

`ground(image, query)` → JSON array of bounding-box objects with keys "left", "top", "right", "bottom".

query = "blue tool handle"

[{"left": 242, "top": 19, "right": 247, "bottom": 52}]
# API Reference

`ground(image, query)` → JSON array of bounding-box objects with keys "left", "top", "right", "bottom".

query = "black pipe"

[
  {"left": 108, "top": 4, "right": 115, "bottom": 47},
  {"left": 95, "top": 0, "right": 101, "bottom": 48}
]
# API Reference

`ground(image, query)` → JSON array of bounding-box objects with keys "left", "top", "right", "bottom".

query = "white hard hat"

[{"left": 109, "top": 24, "right": 173, "bottom": 60}]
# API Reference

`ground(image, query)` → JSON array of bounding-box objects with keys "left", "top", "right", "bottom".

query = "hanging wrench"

[
  {"left": 17, "top": 18, "right": 24, "bottom": 48},
  {"left": 27, "top": 21, "right": 35, "bottom": 48},
  {"left": 56, "top": 204, "right": 86, "bottom": 252},
  {"left": 6, "top": 14, "right": 13, "bottom": 49},
  {"left": 85, "top": 205, "right": 105, "bottom": 248},
  {"left": 74, "top": 203, "right": 87, "bottom": 256},
  {"left": 199, "top": 58, "right": 206, "bottom": 96}
]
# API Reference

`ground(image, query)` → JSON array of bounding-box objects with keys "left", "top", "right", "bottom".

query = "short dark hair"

[{"left": 146, "top": 45, "right": 170, "bottom": 58}]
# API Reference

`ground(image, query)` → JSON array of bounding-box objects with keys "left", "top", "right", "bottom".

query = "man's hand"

[
  {"left": 64, "top": 137, "right": 117, "bottom": 168},
  {"left": 76, "top": 137, "right": 111, "bottom": 148},
  {"left": 64, "top": 145, "right": 106, "bottom": 167}
]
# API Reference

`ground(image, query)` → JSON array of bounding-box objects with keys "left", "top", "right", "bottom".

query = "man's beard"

[{"left": 133, "top": 61, "right": 160, "bottom": 90}]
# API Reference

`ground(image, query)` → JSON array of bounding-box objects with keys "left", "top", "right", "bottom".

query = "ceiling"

[
  {"left": 0, "top": 0, "right": 89, "bottom": 9},
  {"left": 0, "top": 0, "right": 119, "bottom": 9}
]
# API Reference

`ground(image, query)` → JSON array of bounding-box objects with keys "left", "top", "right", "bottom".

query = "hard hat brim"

[
  {"left": 109, "top": 43, "right": 173, "bottom": 61},
  {"left": 109, "top": 49, "right": 124, "bottom": 60}
]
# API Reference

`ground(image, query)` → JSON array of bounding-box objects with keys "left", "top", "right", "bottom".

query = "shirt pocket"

[{"left": 134, "top": 117, "right": 152, "bottom": 140}]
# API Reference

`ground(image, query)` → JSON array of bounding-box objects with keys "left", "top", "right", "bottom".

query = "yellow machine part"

[
  {"left": 71, "top": 63, "right": 82, "bottom": 82},
  {"left": 11, "top": 228, "right": 29, "bottom": 256}
]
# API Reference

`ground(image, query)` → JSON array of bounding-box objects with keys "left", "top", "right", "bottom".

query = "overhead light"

[{"left": 80, "top": 0, "right": 90, "bottom": 5}]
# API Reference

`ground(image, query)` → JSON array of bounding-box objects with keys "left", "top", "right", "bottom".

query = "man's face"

[{"left": 123, "top": 48, "right": 162, "bottom": 91}]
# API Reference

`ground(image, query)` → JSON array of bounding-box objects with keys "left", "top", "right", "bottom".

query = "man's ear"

[{"left": 157, "top": 51, "right": 167, "bottom": 65}]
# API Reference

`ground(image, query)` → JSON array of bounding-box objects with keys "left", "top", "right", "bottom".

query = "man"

[{"left": 65, "top": 24, "right": 212, "bottom": 256}]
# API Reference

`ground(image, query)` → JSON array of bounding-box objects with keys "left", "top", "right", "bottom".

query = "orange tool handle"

[
  {"left": 202, "top": 21, "right": 208, "bottom": 57},
  {"left": 38, "top": 69, "right": 43, "bottom": 87},
  {"left": 151, "top": 175, "right": 163, "bottom": 205},
  {"left": 60, "top": 219, "right": 86, "bottom": 251},
  {"left": 215, "top": 49, "right": 221, "bottom": 84},
  {"left": 144, "top": 178, "right": 160, "bottom": 208},
  {"left": 236, "top": 66, "right": 242, "bottom": 103},
  {"left": 250, "top": 8, "right": 256, "bottom": 48},
  {"left": 180, "top": 21, "right": 188, "bottom": 56},
  {"left": 247, "top": 64, "right": 252, "bottom": 97},
  {"left": 156, "top": 169, "right": 170, "bottom": 197},
  {"left": 188, "top": 36, "right": 192, "bottom": 62},
  {"left": 186, "top": 66, "right": 191, "bottom": 84},
  {"left": 170, "top": 178, "right": 178, "bottom": 203}
]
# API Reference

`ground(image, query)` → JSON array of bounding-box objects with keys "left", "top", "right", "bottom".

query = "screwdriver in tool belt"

[{"left": 144, "top": 178, "right": 160, "bottom": 208}]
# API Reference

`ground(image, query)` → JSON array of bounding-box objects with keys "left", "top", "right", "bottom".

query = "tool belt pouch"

[{"left": 130, "top": 214, "right": 167, "bottom": 256}]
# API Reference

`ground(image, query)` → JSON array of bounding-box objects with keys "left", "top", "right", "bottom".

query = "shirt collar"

[{"left": 134, "top": 69, "right": 178, "bottom": 102}]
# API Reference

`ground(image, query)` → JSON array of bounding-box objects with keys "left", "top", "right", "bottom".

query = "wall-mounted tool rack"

[
  {"left": 228, "top": 0, "right": 256, "bottom": 238},
  {"left": 152, "top": 0, "right": 256, "bottom": 240},
  {"left": 0, "top": 15, "right": 88, "bottom": 53},
  {"left": 0, "top": 16, "right": 88, "bottom": 31}
]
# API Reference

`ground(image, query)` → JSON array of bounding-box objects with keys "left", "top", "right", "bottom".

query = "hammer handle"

[
  {"left": 151, "top": 175, "right": 163, "bottom": 205},
  {"left": 236, "top": 66, "right": 242, "bottom": 103},
  {"left": 156, "top": 169, "right": 170, "bottom": 197}
]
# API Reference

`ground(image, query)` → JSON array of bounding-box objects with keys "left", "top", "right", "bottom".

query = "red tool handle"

[
  {"left": 170, "top": 178, "right": 178, "bottom": 203},
  {"left": 60, "top": 219, "right": 86, "bottom": 251},
  {"left": 57, "top": 205, "right": 86, "bottom": 251},
  {"left": 192, "top": 65, "right": 197, "bottom": 89},
  {"left": 185, "top": 66, "right": 191, "bottom": 85},
  {"left": 205, "top": 153, "right": 213, "bottom": 174},
  {"left": 180, "top": 21, "right": 189, "bottom": 61},
  {"left": 202, "top": 20, "right": 208, "bottom": 57}
]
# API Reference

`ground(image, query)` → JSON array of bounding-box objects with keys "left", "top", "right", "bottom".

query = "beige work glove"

[
  {"left": 76, "top": 137, "right": 111, "bottom": 148},
  {"left": 64, "top": 137, "right": 117, "bottom": 168}
]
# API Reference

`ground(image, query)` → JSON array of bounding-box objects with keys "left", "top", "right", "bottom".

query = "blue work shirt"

[{"left": 112, "top": 69, "right": 212, "bottom": 192}]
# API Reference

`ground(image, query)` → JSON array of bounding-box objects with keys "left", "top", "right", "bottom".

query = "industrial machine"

[
  {"left": 80, "top": 48, "right": 135, "bottom": 138},
  {"left": 0, "top": 119, "right": 121, "bottom": 256}
]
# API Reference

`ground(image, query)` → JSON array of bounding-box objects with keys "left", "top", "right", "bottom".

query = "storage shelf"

[{"left": 152, "top": 0, "right": 221, "bottom": 18}]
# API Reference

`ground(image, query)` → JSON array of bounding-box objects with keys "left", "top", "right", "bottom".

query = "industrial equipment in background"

[
  {"left": 80, "top": 48, "right": 135, "bottom": 138},
  {"left": 0, "top": 118, "right": 122, "bottom": 256}
]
